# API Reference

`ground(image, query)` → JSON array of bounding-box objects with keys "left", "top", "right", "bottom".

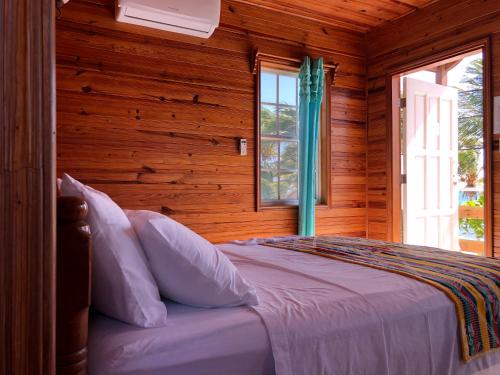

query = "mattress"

[
  {"left": 88, "top": 301, "right": 274, "bottom": 375},
  {"left": 89, "top": 241, "right": 500, "bottom": 375}
]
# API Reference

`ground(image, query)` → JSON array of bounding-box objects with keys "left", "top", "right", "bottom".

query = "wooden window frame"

[
  {"left": 254, "top": 55, "right": 333, "bottom": 211},
  {"left": 386, "top": 37, "right": 493, "bottom": 257},
  {"left": 259, "top": 67, "right": 301, "bottom": 206}
]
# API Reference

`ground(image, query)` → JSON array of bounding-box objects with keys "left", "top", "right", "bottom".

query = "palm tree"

[
  {"left": 456, "top": 58, "right": 484, "bottom": 240},
  {"left": 458, "top": 150, "right": 479, "bottom": 187},
  {"left": 457, "top": 58, "right": 483, "bottom": 187}
]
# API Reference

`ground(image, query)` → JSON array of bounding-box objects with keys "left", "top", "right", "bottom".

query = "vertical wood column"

[{"left": 0, "top": 1, "right": 56, "bottom": 374}]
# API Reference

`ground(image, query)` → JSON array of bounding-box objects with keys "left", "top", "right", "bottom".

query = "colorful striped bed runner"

[{"left": 261, "top": 236, "right": 500, "bottom": 362}]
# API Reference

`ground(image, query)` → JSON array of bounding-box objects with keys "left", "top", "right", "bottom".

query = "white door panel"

[{"left": 403, "top": 77, "right": 459, "bottom": 251}]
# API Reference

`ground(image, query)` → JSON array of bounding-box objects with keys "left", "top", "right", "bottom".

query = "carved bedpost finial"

[{"left": 58, "top": 196, "right": 88, "bottom": 224}]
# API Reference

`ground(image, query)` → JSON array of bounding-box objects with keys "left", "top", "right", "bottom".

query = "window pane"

[
  {"left": 280, "top": 141, "right": 298, "bottom": 171},
  {"left": 279, "top": 171, "right": 298, "bottom": 200},
  {"left": 261, "top": 171, "right": 278, "bottom": 201},
  {"left": 278, "top": 107, "right": 298, "bottom": 138},
  {"left": 261, "top": 72, "right": 277, "bottom": 103},
  {"left": 259, "top": 66, "right": 324, "bottom": 206},
  {"left": 261, "top": 104, "right": 277, "bottom": 135},
  {"left": 260, "top": 141, "right": 278, "bottom": 171},
  {"left": 279, "top": 74, "right": 297, "bottom": 105}
]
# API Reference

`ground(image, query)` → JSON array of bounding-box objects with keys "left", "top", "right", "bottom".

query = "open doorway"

[{"left": 394, "top": 49, "right": 490, "bottom": 256}]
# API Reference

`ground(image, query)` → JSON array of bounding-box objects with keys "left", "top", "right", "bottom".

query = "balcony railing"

[{"left": 458, "top": 205, "right": 484, "bottom": 255}]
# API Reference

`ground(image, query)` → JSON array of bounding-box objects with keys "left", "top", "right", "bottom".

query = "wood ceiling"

[{"left": 232, "top": 0, "right": 438, "bottom": 33}]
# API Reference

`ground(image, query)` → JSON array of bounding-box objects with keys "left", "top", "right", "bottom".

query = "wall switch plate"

[{"left": 239, "top": 138, "right": 247, "bottom": 156}]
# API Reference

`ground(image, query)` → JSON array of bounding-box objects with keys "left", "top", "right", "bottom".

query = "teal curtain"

[{"left": 298, "top": 57, "right": 324, "bottom": 236}]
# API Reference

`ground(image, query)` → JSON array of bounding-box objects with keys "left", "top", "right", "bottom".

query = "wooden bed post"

[
  {"left": 57, "top": 196, "right": 91, "bottom": 375},
  {"left": 0, "top": 0, "right": 56, "bottom": 374}
]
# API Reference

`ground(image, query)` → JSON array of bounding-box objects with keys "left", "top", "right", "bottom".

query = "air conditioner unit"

[{"left": 115, "top": 0, "right": 220, "bottom": 39}]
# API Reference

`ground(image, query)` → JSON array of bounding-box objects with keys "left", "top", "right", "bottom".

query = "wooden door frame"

[
  {"left": 1, "top": 1, "right": 56, "bottom": 374},
  {"left": 386, "top": 37, "right": 493, "bottom": 256}
]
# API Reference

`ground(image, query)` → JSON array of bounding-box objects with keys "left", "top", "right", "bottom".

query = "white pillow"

[
  {"left": 126, "top": 210, "right": 259, "bottom": 308},
  {"left": 60, "top": 174, "right": 167, "bottom": 327}
]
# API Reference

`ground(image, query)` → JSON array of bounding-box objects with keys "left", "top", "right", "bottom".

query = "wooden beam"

[
  {"left": 436, "top": 65, "right": 447, "bottom": 85},
  {"left": 435, "top": 59, "right": 463, "bottom": 85},
  {"left": 0, "top": 1, "right": 56, "bottom": 374}
]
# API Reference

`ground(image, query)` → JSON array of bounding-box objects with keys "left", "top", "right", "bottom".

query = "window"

[{"left": 258, "top": 65, "right": 329, "bottom": 208}]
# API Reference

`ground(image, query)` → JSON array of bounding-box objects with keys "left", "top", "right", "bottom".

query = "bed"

[{"left": 57, "top": 197, "right": 500, "bottom": 375}]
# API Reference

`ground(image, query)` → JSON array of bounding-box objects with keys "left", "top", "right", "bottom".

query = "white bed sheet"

[
  {"left": 89, "top": 241, "right": 500, "bottom": 375},
  {"left": 223, "top": 242, "right": 500, "bottom": 375},
  {"left": 88, "top": 301, "right": 274, "bottom": 375}
]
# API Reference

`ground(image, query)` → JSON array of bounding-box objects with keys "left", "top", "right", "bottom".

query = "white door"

[{"left": 403, "top": 77, "right": 459, "bottom": 251}]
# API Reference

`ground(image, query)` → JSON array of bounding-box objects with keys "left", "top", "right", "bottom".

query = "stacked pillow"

[
  {"left": 60, "top": 174, "right": 258, "bottom": 327},
  {"left": 60, "top": 174, "right": 167, "bottom": 327},
  {"left": 126, "top": 210, "right": 259, "bottom": 308}
]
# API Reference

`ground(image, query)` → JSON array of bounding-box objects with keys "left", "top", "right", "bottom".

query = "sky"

[{"left": 261, "top": 70, "right": 298, "bottom": 106}]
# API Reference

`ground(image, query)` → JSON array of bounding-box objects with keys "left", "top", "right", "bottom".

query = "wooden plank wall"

[
  {"left": 366, "top": 0, "right": 500, "bottom": 256},
  {"left": 56, "top": 0, "right": 367, "bottom": 243}
]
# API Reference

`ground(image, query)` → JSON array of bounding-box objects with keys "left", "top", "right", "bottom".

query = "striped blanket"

[{"left": 262, "top": 236, "right": 500, "bottom": 361}]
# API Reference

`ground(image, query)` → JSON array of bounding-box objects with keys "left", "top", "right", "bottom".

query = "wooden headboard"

[{"left": 56, "top": 196, "right": 91, "bottom": 375}]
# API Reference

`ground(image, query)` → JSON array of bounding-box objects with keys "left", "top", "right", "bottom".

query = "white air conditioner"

[{"left": 115, "top": 0, "right": 220, "bottom": 39}]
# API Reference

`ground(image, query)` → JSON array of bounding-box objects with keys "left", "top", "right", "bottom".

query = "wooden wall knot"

[
  {"left": 141, "top": 165, "right": 157, "bottom": 173},
  {"left": 161, "top": 206, "right": 175, "bottom": 215}
]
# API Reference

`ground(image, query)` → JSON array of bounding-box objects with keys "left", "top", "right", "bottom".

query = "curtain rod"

[{"left": 251, "top": 49, "right": 340, "bottom": 83}]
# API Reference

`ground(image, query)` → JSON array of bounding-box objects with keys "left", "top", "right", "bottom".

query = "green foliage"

[
  {"left": 261, "top": 170, "right": 277, "bottom": 200},
  {"left": 278, "top": 108, "right": 298, "bottom": 137},
  {"left": 457, "top": 58, "right": 483, "bottom": 188},
  {"left": 458, "top": 150, "right": 479, "bottom": 187},
  {"left": 458, "top": 58, "right": 483, "bottom": 150},
  {"left": 260, "top": 106, "right": 298, "bottom": 201},
  {"left": 459, "top": 192, "right": 484, "bottom": 239},
  {"left": 260, "top": 106, "right": 297, "bottom": 137},
  {"left": 260, "top": 139, "right": 278, "bottom": 200},
  {"left": 261, "top": 106, "right": 276, "bottom": 135}
]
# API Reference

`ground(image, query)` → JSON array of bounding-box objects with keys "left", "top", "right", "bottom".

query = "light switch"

[{"left": 239, "top": 138, "right": 247, "bottom": 156}]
